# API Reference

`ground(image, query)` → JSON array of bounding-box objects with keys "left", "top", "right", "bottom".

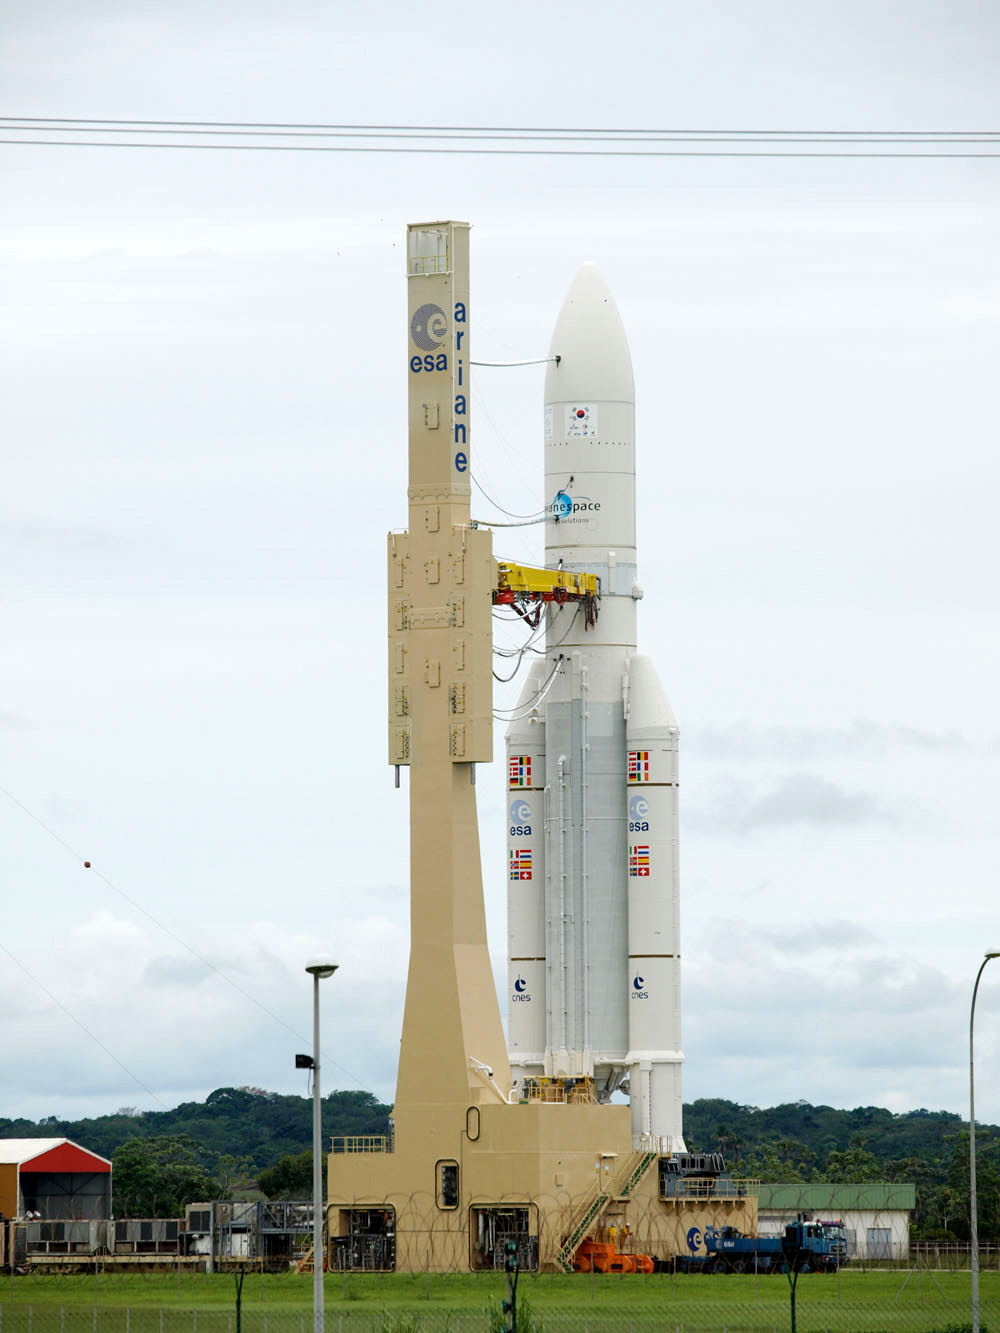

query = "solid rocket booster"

[{"left": 506, "top": 264, "right": 685, "bottom": 1150}]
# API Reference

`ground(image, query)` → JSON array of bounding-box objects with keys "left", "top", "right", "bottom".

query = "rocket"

[{"left": 505, "top": 263, "right": 685, "bottom": 1152}]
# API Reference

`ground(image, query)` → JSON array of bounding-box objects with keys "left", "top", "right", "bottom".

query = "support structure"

[{"left": 326, "top": 222, "right": 755, "bottom": 1273}]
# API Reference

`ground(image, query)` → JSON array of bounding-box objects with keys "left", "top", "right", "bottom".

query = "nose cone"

[{"left": 544, "top": 262, "right": 634, "bottom": 405}]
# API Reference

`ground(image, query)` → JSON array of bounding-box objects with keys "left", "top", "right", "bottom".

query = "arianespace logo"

[
  {"left": 410, "top": 303, "right": 448, "bottom": 350},
  {"left": 550, "top": 490, "right": 601, "bottom": 521},
  {"left": 513, "top": 976, "right": 531, "bottom": 1002},
  {"left": 632, "top": 974, "right": 648, "bottom": 1000}
]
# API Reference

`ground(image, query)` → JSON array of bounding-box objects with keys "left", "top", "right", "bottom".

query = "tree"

[
  {"left": 258, "top": 1150, "right": 315, "bottom": 1199},
  {"left": 113, "top": 1135, "right": 214, "bottom": 1217},
  {"left": 823, "top": 1140, "right": 881, "bottom": 1183}
]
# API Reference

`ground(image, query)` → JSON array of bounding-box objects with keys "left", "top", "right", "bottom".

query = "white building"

[{"left": 756, "top": 1183, "right": 916, "bottom": 1262}]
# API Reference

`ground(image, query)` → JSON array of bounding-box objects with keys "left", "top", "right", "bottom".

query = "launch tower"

[{"left": 326, "top": 222, "right": 753, "bottom": 1274}]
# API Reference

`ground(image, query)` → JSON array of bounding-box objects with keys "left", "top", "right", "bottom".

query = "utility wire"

[
  {"left": 2, "top": 117, "right": 998, "bottom": 133},
  {"left": 0, "top": 938, "right": 169, "bottom": 1109},
  {"left": 1, "top": 118, "right": 997, "bottom": 156},
  {"left": 0, "top": 781, "right": 365, "bottom": 1087}
]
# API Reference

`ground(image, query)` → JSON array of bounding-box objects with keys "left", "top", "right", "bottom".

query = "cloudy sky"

[{"left": 3, "top": 1, "right": 999, "bottom": 1135}]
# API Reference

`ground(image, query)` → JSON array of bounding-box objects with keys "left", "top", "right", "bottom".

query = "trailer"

[{"left": 677, "top": 1220, "right": 848, "bottom": 1274}]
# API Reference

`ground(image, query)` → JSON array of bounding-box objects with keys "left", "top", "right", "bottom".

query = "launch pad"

[{"left": 327, "top": 221, "right": 756, "bottom": 1273}]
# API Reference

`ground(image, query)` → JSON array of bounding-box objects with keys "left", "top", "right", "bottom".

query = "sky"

[{"left": 2, "top": 1, "right": 999, "bottom": 1135}]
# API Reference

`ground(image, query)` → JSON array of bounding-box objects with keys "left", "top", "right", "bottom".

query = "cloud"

[
  {"left": 691, "top": 718, "right": 980, "bottom": 761},
  {"left": 685, "top": 771, "right": 907, "bottom": 833},
  {"left": 0, "top": 909, "right": 408, "bottom": 1120},
  {"left": 682, "top": 921, "right": 986, "bottom": 1117}
]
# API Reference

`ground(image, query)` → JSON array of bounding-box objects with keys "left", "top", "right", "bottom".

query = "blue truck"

[{"left": 677, "top": 1220, "right": 849, "bottom": 1274}]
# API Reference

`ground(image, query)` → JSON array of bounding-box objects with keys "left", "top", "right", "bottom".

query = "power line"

[
  {"left": 0, "top": 780, "right": 366, "bottom": 1089},
  {"left": 0, "top": 118, "right": 996, "bottom": 157},
  {"left": 2, "top": 116, "right": 997, "bottom": 134}
]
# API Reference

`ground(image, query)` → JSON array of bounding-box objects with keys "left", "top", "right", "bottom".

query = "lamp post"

[
  {"left": 970, "top": 950, "right": 999, "bottom": 1333},
  {"left": 306, "top": 957, "right": 338, "bottom": 1333}
]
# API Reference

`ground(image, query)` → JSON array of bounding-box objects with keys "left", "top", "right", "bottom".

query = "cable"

[
  {"left": 2, "top": 117, "right": 998, "bottom": 134},
  {"left": 3, "top": 138, "right": 997, "bottom": 157},
  {"left": 0, "top": 938, "right": 169, "bottom": 1109},
  {"left": 1, "top": 118, "right": 997, "bottom": 156},
  {"left": 471, "top": 474, "right": 548, "bottom": 523},
  {"left": 493, "top": 655, "right": 564, "bottom": 720},
  {"left": 471, "top": 357, "right": 559, "bottom": 367},
  {"left": 0, "top": 781, "right": 366, "bottom": 1087},
  {"left": 476, "top": 514, "right": 549, "bottom": 528}
]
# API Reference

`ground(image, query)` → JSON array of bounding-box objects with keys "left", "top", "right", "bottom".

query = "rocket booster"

[{"left": 506, "top": 264, "right": 685, "bottom": 1151}]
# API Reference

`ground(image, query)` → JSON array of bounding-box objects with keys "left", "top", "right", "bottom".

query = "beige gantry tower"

[{"left": 326, "top": 222, "right": 755, "bottom": 1274}]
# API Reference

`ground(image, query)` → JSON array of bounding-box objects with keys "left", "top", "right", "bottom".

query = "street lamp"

[
  {"left": 305, "top": 957, "right": 338, "bottom": 1333},
  {"left": 970, "top": 950, "right": 999, "bottom": 1333}
]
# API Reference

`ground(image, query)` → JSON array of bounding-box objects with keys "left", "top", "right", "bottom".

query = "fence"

[
  {"left": 0, "top": 1305, "right": 997, "bottom": 1331},
  {"left": 1, "top": 1272, "right": 999, "bottom": 1333}
]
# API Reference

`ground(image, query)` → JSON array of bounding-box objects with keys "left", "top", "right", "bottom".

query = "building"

[
  {"left": 756, "top": 1183, "right": 916, "bottom": 1261},
  {"left": 0, "top": 1139, "right": 111, "bottom": 1222}
]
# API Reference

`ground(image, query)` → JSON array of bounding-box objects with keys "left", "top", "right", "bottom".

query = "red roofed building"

[{"left": 0, "top": 1139, "right": 112, "bottom": 1220}]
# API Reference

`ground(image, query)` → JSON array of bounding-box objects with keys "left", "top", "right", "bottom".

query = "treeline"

[
  {"left": 0, "top": 1086, "right": 391, "bottom": 1217},
  {"left": 4, "top": 1090, "right": 998, "bottom": 1240},
  {"left": 684, "top": 1098, "right": 1000, "bottom": 1242}
]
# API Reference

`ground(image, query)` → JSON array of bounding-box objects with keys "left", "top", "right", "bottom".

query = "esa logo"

[
  {"left": 512, "top": 976, "right": 531, "bottom": 1002},
  {"left": 410, "top": 303, "right": 448, "bottom": 351},
  {"left": 509, "top": 799, "right": 532, "bottom": 838},
  {"left": 631, "top": 974, "right": 648, "bottom": 1000},
  {"left": 686, "top": 1226, "right": 704, "bottom": 1253},
  {"left": 629, "top": 793, "right": 650, "bottom": 833}
]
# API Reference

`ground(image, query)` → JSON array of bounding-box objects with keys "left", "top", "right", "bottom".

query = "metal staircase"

[
  {"left": 618, "top": 1150, "right": 657, "bottom": 1197},
  {"left": 555, "top": 1187, "right": 611, "bottom": 1273},
  {"left": 554, "top": 1151, "right": 659, "bottom": 1271}
]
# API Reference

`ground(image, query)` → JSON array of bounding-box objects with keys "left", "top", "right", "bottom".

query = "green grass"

[{"left": 1, "top": 1269, "right": 998, "bottom": 1331}]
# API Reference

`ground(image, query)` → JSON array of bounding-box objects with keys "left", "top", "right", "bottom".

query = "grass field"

[{"left": 1, "top": 1269, "right": 997, "bottom": 1331}]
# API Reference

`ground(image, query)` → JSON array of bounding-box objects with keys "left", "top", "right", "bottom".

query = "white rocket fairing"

[{"left": 506, "top": 264, "right": 685, "bottom": 1151}]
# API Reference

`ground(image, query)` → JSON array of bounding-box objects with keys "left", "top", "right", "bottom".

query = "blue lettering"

[
  {"left": 455, "top": 394, "right": 467, "bottom": 415},
  {"left": 629, "top": 821, "right": 650, "bottom": 833},
  {"left": 454, "top": 302, "right": 467, "bottom": 322},
  {"left": 456, "top": 329, "right": 465, "bottom": 348},
  {"left": 454, "top": 423, "right": 467, "bottom": 445},
  {"left": 435, "top": 352, "right": 448, "bottom": 371},
  {"left": 455, "top": 451, "right": 468, "bottom": 472},
  {"left": 509, "top": 825, "right": 532, "bottom": 837},
  {"left": 410, "top": 355, "right": 422, "bottom": 373}
]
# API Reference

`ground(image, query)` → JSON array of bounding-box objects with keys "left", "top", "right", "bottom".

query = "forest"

[{"left": 3, "top": 1089, "right": 997, "bottom": 1240}]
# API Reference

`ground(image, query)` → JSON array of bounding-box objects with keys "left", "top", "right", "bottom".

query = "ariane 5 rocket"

[{"left": 505, "top": 263, "right": 686, "bottom": 1152}]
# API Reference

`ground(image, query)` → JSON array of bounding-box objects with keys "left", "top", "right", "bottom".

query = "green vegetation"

[
  {"left": 0, "top": 1087, "right": 391, "bottom": 1217},
  {"left": 0, "top": 1271, "right": 998, "bottom": 1332},
  {"left": 5, "top": 1089, "right": 1000, "bottom": 1240},
  {"left": 684, "top": 1098, "right": 1000, "bottom": 1243}
]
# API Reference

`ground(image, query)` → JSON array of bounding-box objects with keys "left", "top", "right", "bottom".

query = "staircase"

[
  {"left": 554, "top": 1151, "right": 659, "bottom": 1272},
  {"left": 555, "top": 1188, "right": 610, "bottom": 1273},
  {"left": 618, "top": 1150, "right": 657, "bottom": 1198},
  {"left": 296, "top": 1245, "right": 328, "bottom": 1274}
]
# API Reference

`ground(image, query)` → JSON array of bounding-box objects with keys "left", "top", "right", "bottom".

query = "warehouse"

[
  {"left": 756, "top": 1183, "right": 915, "bottom": 1261},
  {"left": 0, "top": 1139, "right": 112, "bottom": 1221}
]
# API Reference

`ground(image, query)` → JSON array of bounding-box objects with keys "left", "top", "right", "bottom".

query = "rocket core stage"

[{"left": 506, "top": 263, "right": 686, "bottom": 1152}]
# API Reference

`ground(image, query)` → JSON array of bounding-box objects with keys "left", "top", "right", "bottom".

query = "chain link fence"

[{"left": 0, "top": 1292, "right": 997, "bottom": 1332}]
